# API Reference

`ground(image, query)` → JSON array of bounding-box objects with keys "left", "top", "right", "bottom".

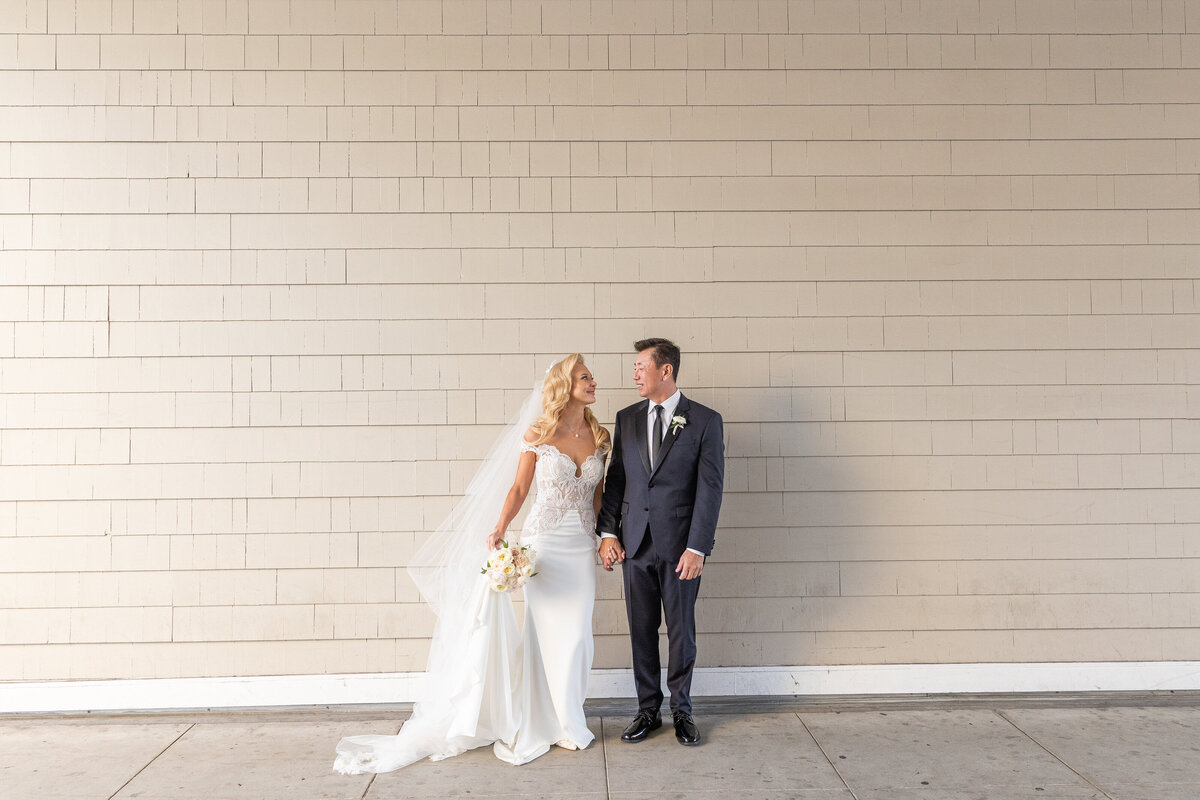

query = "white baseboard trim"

[{"left": 4, "top": 662, "right": 1200, "bottom": 715}]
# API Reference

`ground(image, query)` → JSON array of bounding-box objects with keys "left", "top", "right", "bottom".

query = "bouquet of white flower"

[{"left": 481, "top": 540, "right": 538, "bottom": 593}]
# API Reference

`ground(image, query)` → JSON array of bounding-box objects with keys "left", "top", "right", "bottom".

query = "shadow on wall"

[{"left": 687, "top": 373, "right": 915, "bottom": 670}]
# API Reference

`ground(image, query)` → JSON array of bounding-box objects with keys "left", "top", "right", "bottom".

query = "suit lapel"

[
  {"left": 649, "top": 394, "right": 690, "bottom": 480},
  {"left": 632, "top": 400, "right": 652, "bottom": 477}
]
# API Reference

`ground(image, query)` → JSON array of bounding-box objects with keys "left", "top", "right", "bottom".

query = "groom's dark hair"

[{"left": 634, "top": 338, "right": 681, "bottom": 381}]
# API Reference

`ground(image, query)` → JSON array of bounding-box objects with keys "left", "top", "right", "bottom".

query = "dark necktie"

[{"left": 651, "top": 405, "right": 664, "bottom": 467}]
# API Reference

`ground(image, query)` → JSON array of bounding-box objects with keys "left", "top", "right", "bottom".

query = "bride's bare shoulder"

[{"left": 522, "top": 426, "right": 540, "bottom": 444}]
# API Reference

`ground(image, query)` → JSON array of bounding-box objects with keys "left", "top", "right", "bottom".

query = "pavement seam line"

[
  {"left": 600, "top": 716, "right": 611, "bottom": 800},
  {"left": 796, "top": 712, "right": 860, "bottom": 800},
  {"left": 358, "top": 772, "right": 377, "bottom": 800},
  {"left": 357, "top": 721, "right": 404, "bottom": 799},
  {"left": 105, "top": 721, "right": 195, "bottom": 800},
  {"left": 994, "top": 709, "right": 1116, "bottom": 800}
]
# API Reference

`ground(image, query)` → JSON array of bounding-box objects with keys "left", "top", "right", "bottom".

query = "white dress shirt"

[{"left": 601, "top": 390, "right": 704, "bottom": 557}]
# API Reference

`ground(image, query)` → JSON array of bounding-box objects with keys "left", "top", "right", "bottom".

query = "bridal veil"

[{"left": 333, "top": 373, "right": 546, "bottom": 773}]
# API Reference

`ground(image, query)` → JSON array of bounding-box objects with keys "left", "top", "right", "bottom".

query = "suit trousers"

[{"left": 621, "top": 524, "right": 701, "bottom": 716}]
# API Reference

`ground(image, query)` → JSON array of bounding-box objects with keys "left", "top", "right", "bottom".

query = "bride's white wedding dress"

[{"left": 333, "top": 440, "right": 603, "bottom": 772}]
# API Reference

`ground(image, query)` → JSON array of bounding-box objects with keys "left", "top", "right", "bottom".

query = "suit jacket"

[{"left": 596, "top": 393, "right": 725, "bottom": 560}]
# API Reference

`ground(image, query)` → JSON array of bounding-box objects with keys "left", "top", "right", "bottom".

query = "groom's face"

[{"left": 633, "top": 349, "right": 671, "bottom": 400}]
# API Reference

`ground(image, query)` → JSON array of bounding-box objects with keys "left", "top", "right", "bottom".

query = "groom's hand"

[
  {"left": 599, "top": 538, "right": 624, "bottom": 571},
  {"left": 675, "top": 550, "right": 705, "bottom": 580}
]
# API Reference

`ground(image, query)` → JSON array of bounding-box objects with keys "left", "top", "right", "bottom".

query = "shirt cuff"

[
  {"left": 600, "top": 532, "right": 618, "bottom": 540},
  {"left": 686, "top": 547, "right": 705, "bottom": 557}
]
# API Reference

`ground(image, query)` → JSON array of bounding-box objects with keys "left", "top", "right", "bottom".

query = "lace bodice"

[{"left": 520, "top": 442, "right": 604, "bottom": 538}]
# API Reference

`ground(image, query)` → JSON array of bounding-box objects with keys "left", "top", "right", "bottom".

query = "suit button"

[{"left": 643, "top": 507, "right": 648, "bottom": 512}]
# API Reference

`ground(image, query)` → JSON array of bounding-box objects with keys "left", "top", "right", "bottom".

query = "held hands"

[
  {"left": 675, "top": 550, "right": 705, "bottom": 581},
  {"left": 599, "top": 538, "right": 625, "bottom": 571}
]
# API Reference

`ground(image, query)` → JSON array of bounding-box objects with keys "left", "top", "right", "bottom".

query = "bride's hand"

[{"left": 486, "top": 527, "right": 504, "bottom": 551}]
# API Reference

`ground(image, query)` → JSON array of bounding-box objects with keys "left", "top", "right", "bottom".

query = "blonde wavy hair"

[{"left": 530, "top": 354, "right": 612, "bottom": 453}]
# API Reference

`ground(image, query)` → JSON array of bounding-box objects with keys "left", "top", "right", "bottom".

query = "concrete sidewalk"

[{"left": 2, "top": 694, "right": 1198, "bottom": 799}]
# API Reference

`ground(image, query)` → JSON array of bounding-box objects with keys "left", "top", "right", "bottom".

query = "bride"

[{"left": 334, "top": 354, "right": 610, "bottom": 772}]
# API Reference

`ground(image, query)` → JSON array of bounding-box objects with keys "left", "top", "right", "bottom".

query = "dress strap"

[{"left": 519, "top": 441, "right": 540, "bottom": 454}]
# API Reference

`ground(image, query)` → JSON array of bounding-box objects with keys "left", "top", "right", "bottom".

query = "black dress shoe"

[
  {"left": 673, "top": 711, "right": 701, "bottom": 745},
  {"left": 620, "top": 710, "right": 662, "bottom": 742}
]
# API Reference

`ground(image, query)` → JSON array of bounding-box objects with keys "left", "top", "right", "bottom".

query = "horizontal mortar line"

[
  {"left": 3, "top": 124, "right": 1200, "bottom": 132},
  {"left": 0, "top": 521, "right": 1178, "bottom": 529},
  {"left": 19, "top": 94, "right": 1200, "bottom": 104},
  {"left": 8, "top": 243, "right": 1200, "bottom": 249},
  {"left": 4, "top": 283, "right": 1195, "bottom": 289},
  {"left": 0, "top": 527, "right": 1189, "bottom": 540},
  {"left": 11, "top": 29, "right": 1200, "bottom": 34},
  {"left": 0, "top": 417, "right": 1191, "bottom": 428},
  {"left": 5, "top": 246, "right": 1200, "bottom": 255},
  {"left": 6, "top": 65, "right": 1200, "bottom": 72},
  {"left": 0, "top": 552, "right": 1188, "bottom": 562},
  {"left": 0, "top": 416, "right": 1185, "bottom": 425},
  {"left": 6, "top": 336, "right": 1198, "bottom": 344},
  {"left": 6, "top": 350, "right": 1197, "bottom": 357},
  {"left": 0, "top": 556, "right": 1189, "bottom": 566},
  {"left": 8, "top": 311, "right": 1200, "bottom": 318},
  {"left": 5, "top": 137, "right": 1200, "bottom": 143},
  {"left": 0, "top": 380, "right": 1193, "bottom": 387},
  {"left": 3, "top": 281, "right": 1198, "bottom": 290},
  {"left": 3, "top": 175, "right": 1198, "bottom": 181},
  {"left": 8, "top": 139, "right": 1196, "bottom": 146},
  {"left": 15, "top": 205, "right": 1196, "bottom": 210},
  {"left": 0, "top": 419, "right": 1189, "bottom": 427},
  {"left": 1, "top": 142, "right": 1197, "bottom": 148},
  {"left": 6, "top": 592, "right": 1200, "bottom": 613},
  {"left": 0, "top": 469, "right": 1187, "bottom": 476},
  {"left": 0, "top": 575, "right": 1180, "bottom": 587},
  {"left": 7, "top": 344, "right": 1195, "bottom": 352},
  {"left": 7, "top": 106, "right": 1200, "bottom": 116},
  {"left": 84, "top": 554, "right": 1200, "bottom": 564},
  {"left": 7, "top": 242, "right": 1200, "bottom": 250},
  {"left": 0, "top": 521, "right": 1185, "bottom": 528},
  {"left": 1, "top": 488, "right": 1194, "bottom": 505},
  {"left": 7, "top": 312, "right": 1200, "bottom": 318},
  {"left": 0, "top": 453, "right": 1188, "bottom": 464},
  {"left": 4, "top": 557, "right": 1198, "bottom": 573},
  {"left": 8, "top": 208, "right": 1200, "bottom": 214},
  {"left": 7, "top": 175, "right": 1200, "bottom": 181},
  {"left": 23, "top": 311, "right": 1200, "bottom": 318},
  {"left": 8, "top": 101, "right": 1200, "bottom": 109},
  {"left": 28, "top": 325, "right": 1200, "bottom": 335},
  {"left": 0, "top": 472, "right": 1180, "bottom": 479},
  {"left": 1, "top": 625, "right": 1195, "bottom": 647},
  {"left": 18, "top": 349, "right": 1200, "bottom": 360},
  {"left": 5, "top": 65, "right": 1200, "bottom": 72},
  {"left": 0, "top": 381, "right": 1195, "bottom": 391},
  {"left": 10, "top": 31, "right": 1200, "bottom": 37},
  {"left": 9, "top": 98, "right": 1200, "bottom": 102},
  {"left": 9, "top": 318, "right": 1200, "bottom": 326},
  {"left": 6, "top": 101, "right": 1200, "bottom": 108}
]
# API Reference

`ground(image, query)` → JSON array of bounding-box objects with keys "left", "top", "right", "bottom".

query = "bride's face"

[{"left": 570, "top": 363, "right": 597, "bottom": 406}]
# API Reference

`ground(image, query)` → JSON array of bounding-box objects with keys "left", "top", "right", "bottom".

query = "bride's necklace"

[{"left": 563, "top": 418, "right": 588, "bottom": 438}]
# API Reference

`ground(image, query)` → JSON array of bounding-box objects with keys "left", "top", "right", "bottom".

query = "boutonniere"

[{"left": 669, "top": 415, "right": 687, "bottom": 434}]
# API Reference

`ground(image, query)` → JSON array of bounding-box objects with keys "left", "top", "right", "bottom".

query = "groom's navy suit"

[{"left": 597, "top": 393, "right": 724, "bottom": 715}]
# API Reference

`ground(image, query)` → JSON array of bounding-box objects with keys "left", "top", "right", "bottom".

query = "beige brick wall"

[{"left": 1, "top": 0, "right": 1198, "bottom": 682}]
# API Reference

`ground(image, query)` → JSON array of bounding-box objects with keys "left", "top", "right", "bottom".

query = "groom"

[{"left": 597, "top": 338, "right": 725, "bottom": 746}]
